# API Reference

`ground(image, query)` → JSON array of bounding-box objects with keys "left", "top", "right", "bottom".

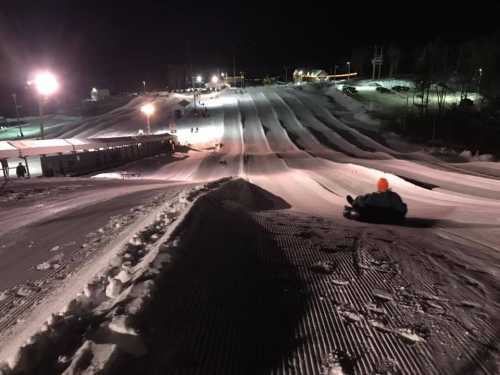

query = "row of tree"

[
  {"left": 349, "top": 34, "right": 500, "bottom": 153},
  {"left": 350, "top": 33, "right": 500, "bottom": 101}
]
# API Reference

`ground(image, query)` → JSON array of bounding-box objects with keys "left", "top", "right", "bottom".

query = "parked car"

[
  {"left": 392, "top": 85, "right": 410, "bottom": 92},
  {"left": 376, "top": 86, "right": 392, "bottom": 94},
  {"left": 342, "top": 86, "right": 358, "bottom": 95}
]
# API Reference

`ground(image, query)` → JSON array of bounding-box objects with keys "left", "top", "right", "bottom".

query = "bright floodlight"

[
  {"left": 211, "top": 75, "right": 219, "bottom": 84},
  {"left": 141, "top": 103, "right": 155, "bottom": 116},
  {"left": 196, "top": 75, "right": 202, "bottom": 83},
  {"left": 34, "top": 72, "right": 59, "bottom": 96}
]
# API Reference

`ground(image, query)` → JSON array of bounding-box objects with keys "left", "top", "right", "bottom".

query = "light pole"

[
  {"left": 142, "top": 81, "right": 146, "bottom": 94},
  {"left": 232, "top": 46, "right": 236, "bottom": 84},
  {"left": 194, "top": 75, "right": 202, "bottom": 111},
  {"left": 478, "top": 68, "right": 483, "bottom": 94},
  {"left": 33, "top": 71, "right": 59, "bottom": 140},
  {"left": 347, "top": 61, "right": 351, "bottom": 76},
  {"left": 333, "top": 65, "right": 338, "bottom": 81},
  {"left": 140, "top": 103, "right": 155, "bottom": 135},
  {"left": 11, "top": 93, "right": 23, "bottom": 138},
  {"left": 211, "top": 75, "right": 219, "bottom": 90}
]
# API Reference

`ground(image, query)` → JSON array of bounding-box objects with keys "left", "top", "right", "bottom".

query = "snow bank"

[
  {"left": 91, "top": 172, "right": 141, "bottom": 180},
  {"left": 0, "top": 178, "right": 232, "bottom": 374},
  {"left": 352, "top": 79, "right": 416, "bottom": 90},
  {"left": 459, "top": 150, "right": 495, "bottom": 162}
]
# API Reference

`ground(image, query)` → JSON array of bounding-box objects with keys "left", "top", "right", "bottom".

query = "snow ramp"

[{"left": 111, "top": 179, "right": 499, "bottom": 374}]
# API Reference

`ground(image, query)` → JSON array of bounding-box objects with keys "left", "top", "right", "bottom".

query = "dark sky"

[{"left": 1, "top": 1, "right": 500, "bottom": 105}]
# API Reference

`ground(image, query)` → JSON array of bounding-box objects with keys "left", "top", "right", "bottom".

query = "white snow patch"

[
  {"left": 396, "top": 328, "right": 426, "bottom": 343},
  {"left": 115, "top": 269, "right": 132, "bottom": 285},
  {"left": 321, "top": 352, "right": 346, "bottom": 375},
  {"left": 0, "top": 181, "right": 224, "bottom": 373},
  {"left": 105, "top": 277, "right": 123, "bottom": 298},
  {"left": 372, "top": 289, "right": 394, "bottom": 302},
  {"left": 108, "top": 315, "right": 138, "bottom": 336},
  {"left": 36, "top": 253, "right": 64, "bottom": 271},
  {"left": 331, "top": 279, "right": 349, "bottom": 286},
  {"left": 35, "top": 262, "right": 51, "bottom": 271}
]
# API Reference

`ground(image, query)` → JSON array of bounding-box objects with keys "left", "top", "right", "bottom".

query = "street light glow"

[
  {"left": 141, "top": 103, "right": 155, "bottom": 116},
  {"left": 196, "top": 75, "right": 202, "bottom": 83},
  {"left": 211, "top": 75, "right": 219, "bottom": 84},
  {"left": 34, "top": 71, "right": 59, "bottom": 96}
]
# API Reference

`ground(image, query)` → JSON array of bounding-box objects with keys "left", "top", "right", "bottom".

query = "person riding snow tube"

[{"left": 345, "top": 178, "right": 407, "bottom": 223}]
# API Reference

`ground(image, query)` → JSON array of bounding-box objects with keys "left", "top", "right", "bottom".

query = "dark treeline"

[
  {"left": 352, "top": 32, "right": 500, "bottom": 98},
  {"left": 351, "top": 33, "right": 500, "bottom": 156}
]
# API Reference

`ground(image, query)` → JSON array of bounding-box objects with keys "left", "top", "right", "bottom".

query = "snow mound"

[
  {"left": 459, "top": 150, "right": 496, "bottom": 162},
  {"left": 206, "top": 178, "right": 291, "bottom": 211},
  {"left": 1, "top": 179, "right": 230, "bottom": 374}
]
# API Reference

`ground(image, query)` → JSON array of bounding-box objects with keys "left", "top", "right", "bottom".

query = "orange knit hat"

[{"left": 377, "top": 177, "right": 389, "bottom": 192}]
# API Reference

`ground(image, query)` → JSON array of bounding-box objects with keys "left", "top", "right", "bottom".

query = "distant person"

[
  {"left": 168, "top": 139, "right": 175, "bottom": 153},
  {"left": 190, "top": 127, "right": 194, "bottom": 133},
  {"left": 16, "top": 162, "right": 27, "bottom": 178},
  {"left": 1, "top": 159, "right": 9, "bottom": 178},
  {"left": 345, "top": 178, "right": 407, "bottom": 223},
  {"left": 195, "top": 127, "right": 199, "bottom": 133}
]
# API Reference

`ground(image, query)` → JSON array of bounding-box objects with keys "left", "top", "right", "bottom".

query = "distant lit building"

[
  {"left": 91, "top": 88, "right": 110, "bottom": 101},
  {"left": 293, "top": 68, "right": 329, "bottom": 83}
]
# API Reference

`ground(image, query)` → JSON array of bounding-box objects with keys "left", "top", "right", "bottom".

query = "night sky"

[{"left": 1, "top": 1, "right": 500, "bottom": 113}]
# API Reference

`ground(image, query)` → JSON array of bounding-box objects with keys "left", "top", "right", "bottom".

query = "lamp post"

[
  {"left": 11, "top": 93, "right": 23, "bottom": 138},
  {"left": 347, "top": 61, "right": 351, "bottom": 76},
  {"left": 140, "top": 103, "right": 155, "bottom": 135},
  {"left": 478, "top": 68, "right": 483, "bottom": 94},
  {"left": 194, "top": 75, "right": 203, "bottom": 111},
  {"left": 33, "top": 71, "right": 59, "bottom": 140},
  {"left": 142, "top": 80, "right": 146, "bottom": 94}
]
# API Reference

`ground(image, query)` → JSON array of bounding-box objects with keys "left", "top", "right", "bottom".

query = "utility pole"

[
  {"left": 232, "top": 46, "right": 236, "bottom": 86},
  {"left": 12, "top": 93, "right": 23, "bottom": 138},
  {"left": 38, "top": 96, "right": 45, "bottom": 140},
  {"left": 378, "top": 46, "right": 383, "bottom": 79},
  {"left": 478, "top": 67, "right": 483, "bottom": 94},
  {"left": 187, "top": 41, "right": 193, "bottom": 89},
  {"left": 371, "top": 45, "right": 384, "bottom": 79}
]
